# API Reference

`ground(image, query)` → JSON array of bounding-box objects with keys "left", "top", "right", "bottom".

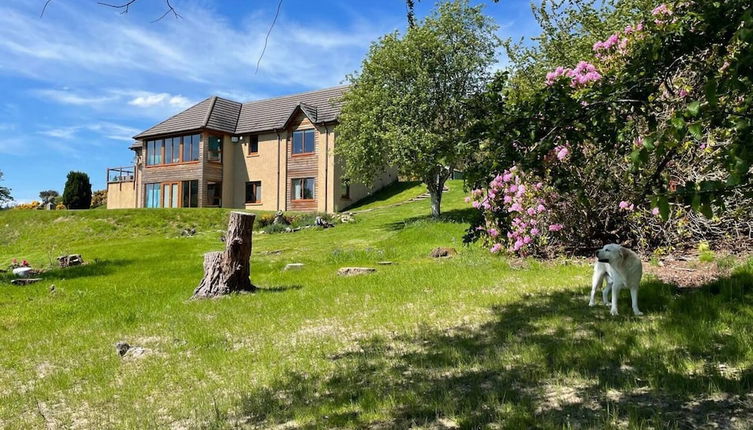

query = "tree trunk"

[
  {"left": 192, "top": 212, "right": 256, "bottom": 298},
  {"left": 426, "top": 167, "right": 450, "bottom": 218}
]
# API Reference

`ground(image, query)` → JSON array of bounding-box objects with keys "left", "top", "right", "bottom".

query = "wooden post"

[{"left": 192, "top": 212, "right": 256, "bottom": 298}]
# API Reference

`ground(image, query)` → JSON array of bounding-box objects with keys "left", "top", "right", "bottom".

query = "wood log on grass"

[{"left": 192, "top": 212, "right": 256, "bottom": 298}]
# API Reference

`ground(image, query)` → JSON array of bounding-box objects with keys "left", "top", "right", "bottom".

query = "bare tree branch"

[
  {"left": 40, "top": 0, "right": 54, "bottom": 17},
  {"left": 256, "top": 0, "right": 283, "bottom": 74},
  {"left": 42, "top": 0, "right": 181, "bottom": 21}
]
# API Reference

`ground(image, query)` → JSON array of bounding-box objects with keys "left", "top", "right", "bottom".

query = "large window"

[
  {"left": 183, "top": 134, "right": 200, "bottom": 162},
  {"left": 182, "top": 180, "right": 198, "bottom": 208},
  {"left": 292, "top": 178, "right": 315, "bottom": 200},
  {"left": 245, "top": 181, "right": 262, "bottom": 204},
  {"left": 145, "top": 183, "right": 161, "bottom": 208},
  {"left": 207, "top": 182, "right": 222, "bottom": 206},
  {"left": 292, "top": 129, "right": 315, "bottom": 155},
  {"left": 146, "top": 134, "right": 200, "bottom": 166},
  {"left": 248, "top": 135, "right": 259, "bottom": 155},
  {"left": 208, "top": 135, "right": 222, "bottom": 162}
]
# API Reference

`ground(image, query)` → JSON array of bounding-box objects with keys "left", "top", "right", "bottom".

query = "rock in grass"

[
  {"left": 115, "top": 341, "right": 130, "bottom": 357},
  {"left": 430, "top": 247, "right": 457, "bottom": 258},
  {"left": 337, "top": 267, "right": 376, "bottom": 276},
  {"left": 377, "top": 261, "right": 394, "bottom": 265},
  {"left": 283, "top": 263, "right": 304, "bottom": 271}
]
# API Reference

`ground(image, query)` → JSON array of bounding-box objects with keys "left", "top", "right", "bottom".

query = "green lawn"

[{"left": 1, "top": 181, "right": 752, "bottom": 429}]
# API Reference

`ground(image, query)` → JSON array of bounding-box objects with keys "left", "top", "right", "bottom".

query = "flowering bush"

[
  {"left": 468, "top": 166, "right": 563, "bottom": 255},
  {"left": 13, "top": 201, "right": 40, "bottom": 210}
]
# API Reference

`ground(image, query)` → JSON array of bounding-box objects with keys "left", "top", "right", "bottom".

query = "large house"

[{"left": 106, "top": 85, "right": 396, "bottom": 212}]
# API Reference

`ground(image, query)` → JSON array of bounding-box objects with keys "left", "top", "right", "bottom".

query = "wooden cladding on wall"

[{"left": 286, "top": 115, "right": 319, "bottom": 211}]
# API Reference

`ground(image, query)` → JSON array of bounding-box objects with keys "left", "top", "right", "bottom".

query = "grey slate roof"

[{"left": 133, "top": 85, "right": 347, "bottom": 141}]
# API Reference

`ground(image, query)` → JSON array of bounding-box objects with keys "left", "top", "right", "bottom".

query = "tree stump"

[{"left": 192, "top": 212, "right": 256, "bottom": 298}]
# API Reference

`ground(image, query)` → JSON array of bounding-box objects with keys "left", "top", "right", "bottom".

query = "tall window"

[
  {"left": 207, "top": 182, "right": 222, "bottom": 206},
  {"left": 208, "top": 135, "right": 222, "bottom": 162},
  {"left": 145, "top": 183, "right": 161, "bottom": 208},
  {"left": 146, "top": 140, "right": 164, "bottom": 166},
  {"left": 164, "top": 137, "right": 180, "bottom": 164},
  {"left": 245, "top": 181, "right": 262, "bottom": 203},
  {"left": 292, "top": 178, "right": 315, "bottom": 200},
  {"left": 292, "top": 129, "right": 315, "bottom": 154},
  {"left": 181, "top": 180, "right": 198, "bottom": 208},
  {"left": 183, "top": 134, "right": 200, "bottom": 162},
  {"left": 248, "top": 135, "right": 259, "bottom": 155}
]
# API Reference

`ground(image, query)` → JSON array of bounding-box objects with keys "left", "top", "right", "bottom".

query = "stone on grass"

[
  {"left": 430, "top": 247, "right": 457, "bottom": 258},
  {"left": 377, "top": 261, "right": 394, "bottom": 265},
  {"left": 284, "top": 263, "right": 305, "bottom": 271},
  {"left": 337, "top": 267, "right": 376, "bottom": 276}
]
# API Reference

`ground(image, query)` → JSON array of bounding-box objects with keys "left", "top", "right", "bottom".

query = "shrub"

[
  {"left": 63, "top": 171, "right": 92, "bottom": 209},
  {"left": 91, "top": 190, "right": 107, "bottom": 208},
  {"left": 13, "top": 201, "right": 41, "bottom": 210}
]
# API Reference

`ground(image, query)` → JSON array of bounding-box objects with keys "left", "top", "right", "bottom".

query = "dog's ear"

[{"left": 618, "top": 246, "right": 629, "bottom": 259}]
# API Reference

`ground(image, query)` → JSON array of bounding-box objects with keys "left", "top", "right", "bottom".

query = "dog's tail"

[{"left": 592, "top": 264, "right": 608, "bottom": 290}]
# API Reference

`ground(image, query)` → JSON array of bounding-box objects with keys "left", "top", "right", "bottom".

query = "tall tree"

[
  {"left": 62, "top": 171, "right": 92, "bottom": 209},
  {"left": 0, "top": 171, "right": 12, "bottom": 205},
  {"left": 337, "top": 0, "right": 500, "bottom": 217}
]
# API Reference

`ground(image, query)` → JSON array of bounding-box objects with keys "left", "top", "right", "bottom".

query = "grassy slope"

[{"left": 0, "top": 181, "right": 751, "bottom": 429}]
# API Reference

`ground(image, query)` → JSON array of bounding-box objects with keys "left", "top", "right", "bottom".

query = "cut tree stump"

[{"left": 192, "top": 212, "right": 256, "bottom": 298}]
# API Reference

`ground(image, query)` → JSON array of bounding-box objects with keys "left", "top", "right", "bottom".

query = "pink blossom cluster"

[
  {"left": 652, "top": 3, "right": 672, "bottom": 24},
  {"left": 546, "top": 61, "right": 602, "bottom": 87},
  {"left": 619, "top": 200, "right": 635, "bottom": 211},
  {"left": 468, "top": 166, "right": 563, "bottom": 255},
  {"left": 554, "top": 145, "right": 570, "bottom": 161}
]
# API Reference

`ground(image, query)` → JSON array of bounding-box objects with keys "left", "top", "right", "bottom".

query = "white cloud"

[
  {"left": 34, "top": 89, "right": 117, "bottom": 106},
  {"left": 37, "top": 122, "right": 140, "bottom": 143},
  {"left": 127, "top": 92, "right": 193, "bottom": 109}
]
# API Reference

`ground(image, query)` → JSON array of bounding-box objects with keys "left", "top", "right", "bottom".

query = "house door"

[{"left": 162, "top": 182, "right": 180, "bottom": 208}]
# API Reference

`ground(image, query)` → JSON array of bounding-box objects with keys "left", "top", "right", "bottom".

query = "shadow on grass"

[
  {"left": 344, "top": 181, "right": 423, "bottom": 211},
  {"left": 218, "top": 270, "right": 753, "bottom": 428},
  {"left": 256, "top": 285, "right": 304, "bottom": 294},
  {"left": 0, "top": 259, "right": 134, "bottom": 284},
  {"left": 383, "top": 207, "right": 480, "bottom": 232}
]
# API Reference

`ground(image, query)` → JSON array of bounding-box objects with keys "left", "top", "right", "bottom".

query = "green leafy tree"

[
  {"left": 0, "top": 170, "right": 11, "bottom": 205},
  {"left": 62, "top": 171, "right": 92, "bottom": 209},
  {"left": 337, "top": 0, "right": 500, "bottom": 217},
  {"left": 39, "top": 190, "right": 59, "bottom": 205}
]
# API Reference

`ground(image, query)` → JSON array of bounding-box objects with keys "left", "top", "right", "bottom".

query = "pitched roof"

[{"left": 133, "top": 85, "right": 347, "bottom": 141}]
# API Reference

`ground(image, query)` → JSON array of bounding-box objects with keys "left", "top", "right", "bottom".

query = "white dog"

[{"left": 590, "top": 244, "right": 643, "bottom": 316}]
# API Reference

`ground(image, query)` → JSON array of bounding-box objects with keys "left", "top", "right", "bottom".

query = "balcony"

[{"left": 107, "top": 166, "right": 135, "bottom": 183}]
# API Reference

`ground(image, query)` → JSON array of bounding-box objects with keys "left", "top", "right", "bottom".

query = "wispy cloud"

[
  {"left": 127, "top": 92, "right": 193, "bottom": 109},
  {"left": 37, "top": 122, "right": 141, "bottom": 143}
]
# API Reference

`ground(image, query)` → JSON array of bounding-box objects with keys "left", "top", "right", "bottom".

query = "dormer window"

[{"left": 292, "top": 129, "right": 315, "bottom": 155}]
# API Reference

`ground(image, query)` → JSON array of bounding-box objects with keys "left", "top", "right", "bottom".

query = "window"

[
  {"left": 183, "top": 134, "right": 200, "bottom": 162},
  {"left": 292, "top": 129, "right": 315, "bottom": 154},
  {"left": 208, "top": 135, "right": 222, "bottom": 162},
  {"left": 245, "top": 181, "right": 262, "bottom": 203},
  {"left": 292, "top": 178, "right": 315, "bottom": 200},
  {"left": 146, "top": 139, "right": 164, "bottom": 166},
  {"left": 181, "top": 180, "right": 198, "bottom": 208},
  {"left": 145, "top": 183, "right": 161, "bottom": 208},
  {"left": 165, "top": 137, "right": 180, "bottom": 164},
  {"left": 341, "top": 179, "right": 351, "bottom": 199},
  {"left": 207, "top": 181, "right": 222, "bottom": 206},
  {"left": 248, "top": 135, "right": 259, "bottom": 155}
]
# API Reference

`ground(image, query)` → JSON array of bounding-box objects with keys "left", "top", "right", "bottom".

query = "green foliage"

[
  {"left": 0, "top": 170, "right": 11, "bottom": 204},
  {"left": 62, "top": 171, "right": 92, "bottom": 209},
  {"left": 38, "top": 190, "right": 59, "bottom": 205},
  {"left": 337, "top": 0, "right": 500, "bottom": 217},
  {"left": 90, "top": 189, "right": 107, "bottom": 208}
]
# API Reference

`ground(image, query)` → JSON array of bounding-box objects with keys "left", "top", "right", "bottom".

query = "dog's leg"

[
  {"left": 610, "top": 283, "right": 620, "bottom": 316},
  {"left": 630, "top": 287, "right": 643, "bottom": 316},
  {"left": 603, "top": 276, "right": 612, "bottom": 306},
  {"left": 590, "top": 266, "right": 604, "bottom": 306}
]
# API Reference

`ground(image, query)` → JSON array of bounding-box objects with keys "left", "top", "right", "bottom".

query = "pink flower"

[
  {"left": 634, "top": 137, "right": 644, "bottom": 148},
  {"left": 636, "top": 22, "right": 644, "bottom": 31},
  {"left": 509, "top": 184, "right": 518, "bottom": 193},
  {"left": 652, "top": 207, "right": 660, "bottom": 216},
  {"left": 513, "top": 239, "right": 524, "bottom": 251},
  {"left": 548, "top": 224, "right": 564, "bottom": 232},
  {"left": 523, "top": 236, "right": 532, "bottom": 244},
  {"left": 624, "top": 25, "right": 633, "bottom": 34},
  {"left": 503, "top": 195, "right": 512, "bottom": 204},
  {"left": 536, "top": 204, "right": 546, "bottom": 213},
  {"left": 678, "top": 89, "right": 688, "bottom": 98},
  {"left": 527, "top": 207, "right": 537, "bottom": 216},
  {"left": 619, "top": 201, "right": 635, "bottom": 211},
  {"left": 488, "top": 228, "right": 499, "bottom": 238},
  {"left": 490, "top": 243, "right": 503, "bottom": 253},
  {"left": 530, "top": 227, "right": 540, "bottom": 236},
  {"left": 472, "top": 201, "right": 481, "bottom": 209},
  {"left": 652, "top": 4, "right": 671, "bottom": 16},
  {"left": 509, "top": 202, "right": 522, "bottom": 212},
  {"left": 464, "top": 196, "right": 471, "bottom": 203}
]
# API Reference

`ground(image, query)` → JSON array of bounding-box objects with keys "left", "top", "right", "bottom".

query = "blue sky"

[{"left": 0, "top": 0, "right": 541, "bottom": 203}]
